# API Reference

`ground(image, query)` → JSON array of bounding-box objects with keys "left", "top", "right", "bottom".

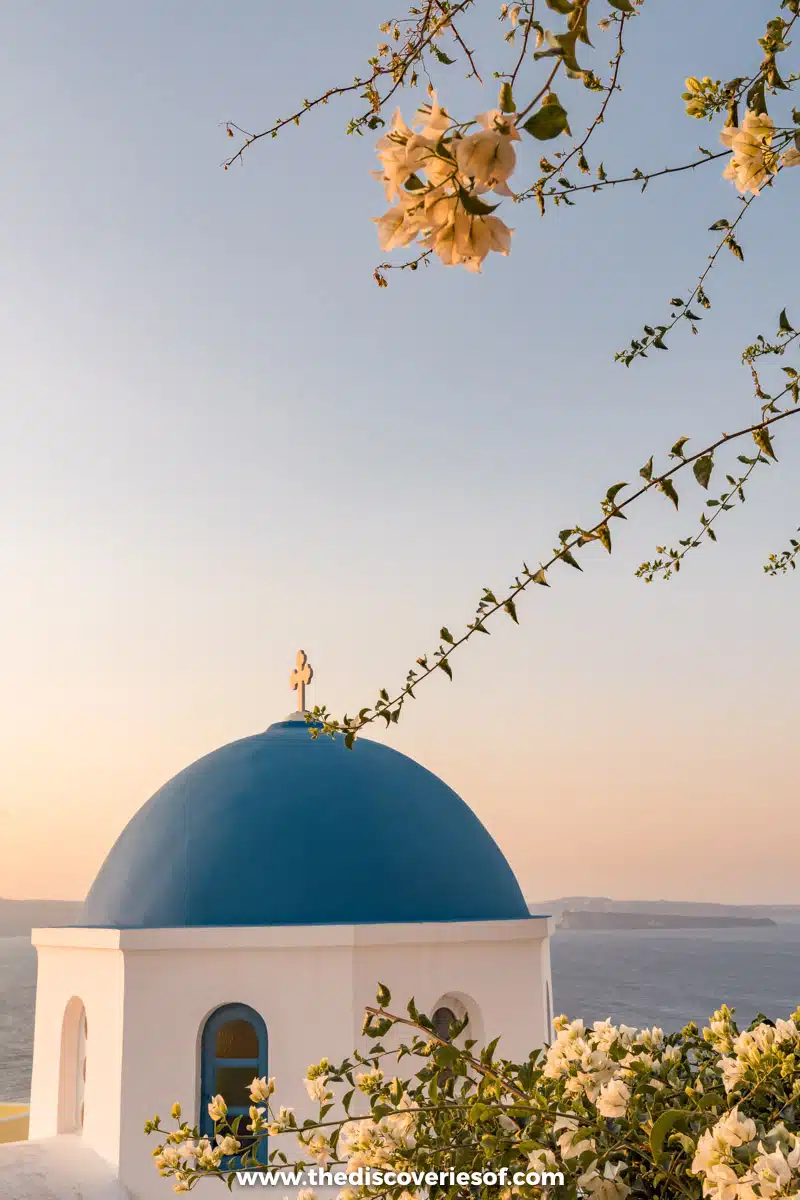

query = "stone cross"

[{"left": 289, "top": 649, "right": 313, "bottom": 712}]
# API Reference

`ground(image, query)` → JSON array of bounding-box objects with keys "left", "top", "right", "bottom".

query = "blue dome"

[{"left": 81, "top": 717, "right": 529, "bottom": 928}]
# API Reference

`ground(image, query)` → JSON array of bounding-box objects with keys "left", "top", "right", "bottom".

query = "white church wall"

[
  {"left": 29, "top": 931, "right": 125, "bottom": 1170},
  {"left": 29, "top": 919, "right": 551, "bottom": 1200}
]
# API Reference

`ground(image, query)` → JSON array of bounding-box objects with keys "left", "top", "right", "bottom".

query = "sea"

[{"left": 2, "top": 924, "right": 800, "bottom": 1103}]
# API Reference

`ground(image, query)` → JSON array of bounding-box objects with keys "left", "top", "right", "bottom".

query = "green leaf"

[
  {"left": 504, "top": 599, "right": 519, "bottom": 624},
  {"left": 670, "top": 436, "right": 690, "bottom": 459},
  {"left": 376, "top": 983, "right": 391, "bottom": 1008},
  {"left": 640, "top": 456, "right": 654, "bottom": 482},
  {"left": 753, "top": 427, "right": 777, "bottom": 461},
  {"left": 727, "top": 236, "right": 744, "bottom": 262},
  {"left": 560, "top": 548, "right": 583, "bottom": 571},
  {"left": 499, "top": 82, "right": 516, "bottom": 113},
  {"left": 438, "top": 658, "right": 453, "bottom": 680},
  {"left": 708, "top": 219, "right": 730, "bottom": 231},
  {"left": 545, "top": 0, "right": 575, "bottom": 10},
  {"left": 779, "top": 308, "right": 794, "bottom": 333},
  {"left": 522, "top": 96, "right": 571, "bottom": 141},
  {"left": 531, "top": 567, "right": 549, "bottom": 586},
  {"left": 650, "top": 1109, "right": 693, "bottom": 1165},
  {"left": 606, "top": 481, "right": 628, "bottom": 503},
  {"left": 693, "top": 455, "right": 714, "bottom": 489},
  {"left": 435, "top": 1043, "right": 461, "bottom": 1067},
  {"left": 747, "top": 77, "right": 767, "bottom": 115},
  {"left": 432, "top": 47, "right": 455, "bottom": 65},
  {"left": 457, "top": 185, "right": 500, "bottom": 215},
  {"left": 607, "top": 0, "right": 635, "bottom": 11},
  {"left": 469, "top": 619, "right": 490, "bottom": 634},
  {"left": 596, "top": 524, "right": 612, "bottom": 553},
  {"left": 440, "top": 626, "right": 455, "bottom": 644},
  {"left": 658, "top": 478, "right": 680, "bottom": 510}
]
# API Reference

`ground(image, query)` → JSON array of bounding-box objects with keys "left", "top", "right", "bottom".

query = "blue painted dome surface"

[{"left": 82, "top": 717, "right": 529, "bottom": 928}]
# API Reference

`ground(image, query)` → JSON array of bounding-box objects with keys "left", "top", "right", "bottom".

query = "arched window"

[
  {"left": 432, "top": 1006, "right": 457, "bottom": 1043},
  {"left": 200, "top": 1004, "right": 268, "bottom": 1159},
  {"left": 58, "top": 997, "right": 88, "bottom": 1134},
  {"left": 432, "top": 1005, "right": 458, "bottom": 1084}
]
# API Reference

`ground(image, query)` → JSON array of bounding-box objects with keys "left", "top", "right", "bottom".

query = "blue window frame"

[{"left": 200, "top": 1003, "right": 268, "bottom": 1163}]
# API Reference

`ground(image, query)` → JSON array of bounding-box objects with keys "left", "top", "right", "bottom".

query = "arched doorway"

[{"left": 57, "top": 996, "right": 88, "bottom": 1133}]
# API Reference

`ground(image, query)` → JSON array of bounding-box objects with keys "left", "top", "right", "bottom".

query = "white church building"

[{"left": 2, "top": 654, "right": 553, "bottom": 1198}]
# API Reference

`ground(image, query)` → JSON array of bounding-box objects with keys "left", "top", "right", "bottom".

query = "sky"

[{"left": 0, "top": 0, "right": 797, "bottom": 906}]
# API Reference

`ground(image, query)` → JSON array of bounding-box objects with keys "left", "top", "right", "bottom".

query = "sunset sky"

[{"left": 1, "top": 0, "right": 797, "bottom": 906}]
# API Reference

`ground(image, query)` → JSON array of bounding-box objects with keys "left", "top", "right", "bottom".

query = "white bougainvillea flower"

[
  {"left": 373, "top": 109, "right": 420, "bottom": 202},
  {"left": 720, "top": 109, "right": 777, "bottom": 194},
  {"left": 405, "top": 133, "right": 457, "bottom": 188},
  {"left": 380, "top": 1095, "right": 417, "bottom": 1148},
  {"left": 206, "top": 1094, "right": 227, "bottom": 1122},
  {"left": 249, "top": 1075, "right": 275, "bottom": 1103},
  {"left": 371, "top": 93, "right": 517, "bottom": 269},
  {"left": 304, "top": 1075, "right": 331, "bottom": 1103},
  {"left": 427, "top": 208, "right": 513, "bottom": 272},
  {"left": 159, "top": 1145, "right": 181, "bottom": 1169},
  {"left": 197, "top": 1141, "right": 223, "bottom": 1169},
  {"left": 475, "top": 108, "right": 521, "bottom": 139},
  {"left": 413, "top": 91, "right": 452, "bottom": 140},
  {"left": 692, "top": 1107, "right": 757, "bottom": 1187},
  {"left": 215, "top": 1134, "right": 241, "bottom": 1156},
  {"left": 553, "top": 1115, "right": 596, "bottom": 1162},
  {"left": 373, "top": 193, "right": 428, "bottom": 251},
  {"left": 456, "top": 109, "right": 519, "bottom": 194},
  {"left": 305, "top": 1133, "right": 332, "bottom": 1165},
  {"left": 456, "top": 131, "right": 517, "bottom": 193},
  {"left": 596, "top": 1077, "right": 631, "bottom": 1119},
  {"left": 580, "top": 1159, "right": 630, "bottom": 1200}
]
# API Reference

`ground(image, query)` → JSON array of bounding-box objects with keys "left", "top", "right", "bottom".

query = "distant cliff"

[
  {"left": 527, "top": 895, "right": 800, "bottom": 927},
  {"left": 558, "top": 910, "right": 777, "bottom": 931},
  {"left": 0, "top": 898, "right": 82, "bottom": 937}
]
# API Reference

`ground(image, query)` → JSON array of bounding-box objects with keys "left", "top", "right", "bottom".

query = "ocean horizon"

[{"left": 3, "top": 924, "right": 800, "bottom": 1103}]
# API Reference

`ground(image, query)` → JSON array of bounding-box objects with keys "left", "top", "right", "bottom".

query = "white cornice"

[{"left": 32, "top": 916, "right": 552, "bottom": 952}]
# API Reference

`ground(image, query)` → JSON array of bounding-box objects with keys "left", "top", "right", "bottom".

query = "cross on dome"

[{"left": 289, "top": 649, "right": 313, "bottom": 712}]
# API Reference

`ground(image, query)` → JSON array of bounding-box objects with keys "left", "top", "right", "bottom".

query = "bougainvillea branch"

[{"left": 308, "top": 339, "right": 799, "bottom": 744}]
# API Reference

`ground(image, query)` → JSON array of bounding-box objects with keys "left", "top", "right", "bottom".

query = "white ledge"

[{"left": 32, "top": 916, "right": 552, "bottom": 952}]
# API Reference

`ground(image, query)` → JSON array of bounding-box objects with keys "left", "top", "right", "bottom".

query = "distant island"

[
  {"left": 0, "top": 898, "right": 82, "bottom": 937},
  {"left": 528, "top": 896, "right": 796, "bottom": 932},
  {"left": 558, "top": 910, "right": 776, "bottom": 931}
]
